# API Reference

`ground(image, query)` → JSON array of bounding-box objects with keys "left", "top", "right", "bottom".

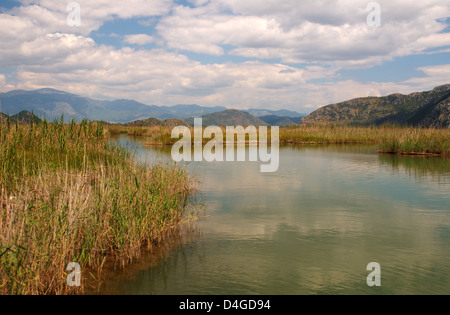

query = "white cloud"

[
  {"left": 404, "top": 64, "right": 450, "bottom": 88},
  {"left": 156, "top": 0, "right": 450, "bottom": 67},
  {"left": 18, "top": 0, "right": 173, "bottom": 33},
  {"left": 123, "top": 34, "right": 155, "bottom": 45},
  {"left": 0, "top": 0, "right": 449, "bottom": 114}
]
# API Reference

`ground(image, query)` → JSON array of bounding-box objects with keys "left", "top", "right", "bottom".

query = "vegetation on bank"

[
  {"left": 106, "top": 124, "right": 449, "bottom": 156},
  {"left": 281, "top": 126, "right": 449, "bottom": 155},
  {"left": 0, "top": 118, "right": 197, "bottom": 295},
  {"left": 378, "top": 128, "right": 449, "bottom": 156}
]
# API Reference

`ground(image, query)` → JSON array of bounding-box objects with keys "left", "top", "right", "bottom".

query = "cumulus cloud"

[
  {"left": 157, "top": 0, "right": 450, "bottom": 66},
  {"left": 18, "top": 0, "right": 173, "bottom": 33},
  {"left": 123, "top": 34, "right": 156, "bottom": 45},
  {"left": 0, "top": 0, "right": 448, "bottom": 114}
]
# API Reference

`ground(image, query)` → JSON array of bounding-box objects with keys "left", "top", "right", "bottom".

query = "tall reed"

[
  {"left": 0, "top": 118, "right": 197, "bottom": 295},
  {"left": 106, "top": 124, "right": 449, "bottom": 155}
]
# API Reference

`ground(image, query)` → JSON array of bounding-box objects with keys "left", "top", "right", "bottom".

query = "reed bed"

[
  {"left": 107, "top": 124, "right": 449, "bottom": 155},
  {"left": 107, "top": 125, "right": 174, "bottom": 144},
  {"left": 0, "top": 119, "right": 197, "bottom": 295},
  {"left": 280, "top": 125, "right": 405, "bottom": 144},
  {"left": 378, "top": 128, "right": 449, "bottom": 156}
]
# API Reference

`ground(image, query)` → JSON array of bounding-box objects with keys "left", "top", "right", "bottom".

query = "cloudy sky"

[{"left": 0, "top": 0, "right": 449, "bottom": 113}]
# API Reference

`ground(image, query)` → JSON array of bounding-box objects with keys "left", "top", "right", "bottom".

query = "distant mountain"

[
  {"left": 161, "top": 118, "right": 190, "bottom": 127},
  {"left": 0, "top": 88, "right": 300, "bottom": 124},
  {"left": 161, "top": 104, "right": 227, "bottom": 120},
  {"left": 10, "top": 110, "right": 42, "bottom": 124},
  {"left": 123, "top": 117, "right": 188, "bottom": 127},
  {"left": 0, "top": 110, "right": 42, "bottom": 124},
  {"left": 302, "top": 84, "right": 450, "bottom": 128},
  {"left": 245, "top": 109, "right": 304, "bottom": 118},
  {"left": 259, "top": 115, "right": 304, "bottom": 126},
  {"left": 185, "top": 109, "right": 268, "bottom": 126}
]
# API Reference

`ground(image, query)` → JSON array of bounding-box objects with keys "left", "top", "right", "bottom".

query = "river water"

[{"left": 97, "top": 136, "right": 450, "bottom": 295}]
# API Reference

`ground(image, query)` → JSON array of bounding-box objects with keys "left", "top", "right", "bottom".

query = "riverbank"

[
  {"left": 107, "top": 125, "right": 449, "bottom": 156},
  {"left": 377, "top": 128, "right": 449, "bottom": 156},
  {"left": 0, "top": 120, "right": 198, "bottom": 295}
]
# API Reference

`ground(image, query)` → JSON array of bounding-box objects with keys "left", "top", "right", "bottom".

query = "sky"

[{"left": 0, "top": 0, "right": 449, "bottom": 114}]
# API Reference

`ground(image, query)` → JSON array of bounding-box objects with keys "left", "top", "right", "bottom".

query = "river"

[{"left": 95, "top": 135, "right": 450, "bottom": 295}]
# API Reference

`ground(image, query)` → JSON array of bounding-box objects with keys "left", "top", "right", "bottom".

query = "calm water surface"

[{"left": 98, "top": 136, "right": 450, "bottom": 295}]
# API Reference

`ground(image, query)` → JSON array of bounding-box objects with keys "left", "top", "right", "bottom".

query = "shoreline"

[
  {"left": 378, "top": 150, "right": 448, "bottom": 157},
  {"left": 108, "top": 125, "right": 449, "bottom": 156}
]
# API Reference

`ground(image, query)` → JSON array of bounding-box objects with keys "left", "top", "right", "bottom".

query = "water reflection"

[
  {"left": 85, "top": 226, "right": 202, "bottom": 295},
  {"left": 379, "top": 154, "right": 449, "bottom": 185},
  {"left": 103, "top": 137, "right": 450, "bottom": 295}
]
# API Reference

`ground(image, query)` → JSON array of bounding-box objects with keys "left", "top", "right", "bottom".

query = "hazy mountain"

[
  {"left": 161, "top": 118, "right": 189, "bottom": 127},
  {"left": 0, "top": 89, "right": 300, "bottom": 123},
  {"left": 0, "top": 110, "right": 42, "bottom": 124},
  {"left": 161, "top": 104, "right": 228, "bottom": 120},
  {"left": 122, "top": 117, "right": 188, "bottom": 127},
  {"left": 10, "top": 110, "right": 42, "bottom": 124},
  {"left": 302, "top": 84, "right": 450, "bottom": 128},
  {"left": 185, "top": 109, "right": 269, "bottom": 126},
  {"left": 259, "top": 115, "right": 304, "bottom": 126},
  {"left": 0, "top": 89, "right": 97, "bottom": 121},
  {"left": 245, "top": 109, "right": 304, "bottom": 118}
]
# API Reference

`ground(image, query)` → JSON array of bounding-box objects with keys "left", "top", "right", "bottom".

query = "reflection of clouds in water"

[
  {"left": 140, "top": 143, "right": 449, "bottom": 244},
  {"left": 107, "top": 140, "right": 450, "bottom": 294}
]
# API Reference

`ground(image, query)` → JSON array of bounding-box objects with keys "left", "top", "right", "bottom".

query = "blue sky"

[{"left": 0, "top": 0, "right": 449, "bottom": 113}]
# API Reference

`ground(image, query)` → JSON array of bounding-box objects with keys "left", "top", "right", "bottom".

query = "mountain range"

[
  {"left": 1, "top": 85, "right": 448, "bottom": 128},
  {"left": 302, "top": 84, "right": 450, "bottom": 128},
  {"left": 258, "top": 115, "right": 304, "bottom": 126},
  {"left": 0, "top": 88, "right": 304, "bottom": 123},
  {"left": 185, "top": 109, "right": 269, "bottom": 126}
]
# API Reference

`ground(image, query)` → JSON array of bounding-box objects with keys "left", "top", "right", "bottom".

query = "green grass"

[{"left": 0, "top": 118, "right": 198, "bottom": 295}]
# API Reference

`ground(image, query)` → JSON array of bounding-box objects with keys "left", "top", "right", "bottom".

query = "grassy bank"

[
  {"left": 107, "top": 125, "right": 174, "bottom": 144},
  {"left": 378, "top": 128, "right": 449, "bottom": 156},
  {"left": 107, "top": 124, "right": 449, "bottom": 156},
  {"left": 0, "top": 119, "right": 197, "bottom": 295}
]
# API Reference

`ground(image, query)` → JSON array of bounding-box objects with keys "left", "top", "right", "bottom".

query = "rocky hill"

[{"left": 302, "top": 84, "right": 450, "bottom": 128}]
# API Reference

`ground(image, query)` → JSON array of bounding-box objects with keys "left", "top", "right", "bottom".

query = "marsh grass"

[
  {"left": 107, "top": 125, "right": 172, "bottom": 142},
  {"left": 378, "top": 128, "right": 449, "bottom": 156},
  {"left": 0, "top": 118, "right": 197, "bottom": 295},
  {"left": 107, "top": 124, "right": 449, "bottom": 155}
]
